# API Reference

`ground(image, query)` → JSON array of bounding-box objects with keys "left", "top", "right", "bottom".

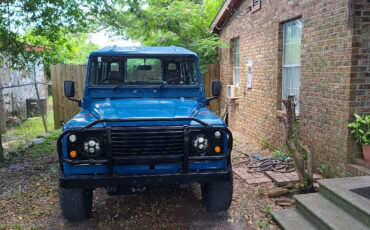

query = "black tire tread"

[
  {"left": 203, "top": 177, "right": 233, "bottom": 212},
  {"left": 59, "top": 186, "right": 93, "bottom": 221}
]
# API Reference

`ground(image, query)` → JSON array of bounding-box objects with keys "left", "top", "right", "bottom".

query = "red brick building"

[{"left": 211, "top": 0, "right": 369, "bottom": 177}]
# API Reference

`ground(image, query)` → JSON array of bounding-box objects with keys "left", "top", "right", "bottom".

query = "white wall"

[{"left": 0, "top": 59, "right": 46, "bottom": 119}]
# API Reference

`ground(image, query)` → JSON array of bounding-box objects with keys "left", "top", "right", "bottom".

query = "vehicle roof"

[{"left": 90, "top": 46, "right": 198, "bottom": 57}]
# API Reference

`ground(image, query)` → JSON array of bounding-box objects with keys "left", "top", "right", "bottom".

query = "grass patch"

[
  {"left": 4, "top": 111, "right": 54, "bottom": 140},
  {"left": 1, "top": 109, "right": 61, "bottom": 162},
  {"left": 27, "top": 129, "right": 60, "bottom": 158},
  {"left": 3, "top": 111, "right": 56, "bottom": 155}
]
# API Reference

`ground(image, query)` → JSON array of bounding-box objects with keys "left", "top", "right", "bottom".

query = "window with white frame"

[
  {"left": 232, "top": 38, "right": 240, "bottom": 85},
  {"left": 282, "top": 19, "right": 301, "bottom": 113}
]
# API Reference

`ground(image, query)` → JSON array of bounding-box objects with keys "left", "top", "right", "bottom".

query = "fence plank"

[{"left": 51, "top": 66, "right": 58, "bottom": 128}]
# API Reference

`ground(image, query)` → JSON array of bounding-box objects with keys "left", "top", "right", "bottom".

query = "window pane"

[
  {"left": 233, "top": 38, "right": 240, "bottom": 84},
  {"left": 282, "top": 66, "right": 300, "bottom": 112},
  {"left": 233, "top": 67, "right": 239, "bottom": 85},
  {"left": 111, "top": 63, "right": 119, "bottom": 71},
  {"left": 282, "top": 19, "right": 301, "bottom": 113},
  {"left": 283, "top": 19, "right": 301, "bottom": 65},
  {"left": 284, "top": 43, "right": 301, "bottom": 65},
  {"left": 126, "top": 58, "right": 162, "bottom": 82},
  {"left": 88, "top": 56, "right": 199, "bottom": 86}
]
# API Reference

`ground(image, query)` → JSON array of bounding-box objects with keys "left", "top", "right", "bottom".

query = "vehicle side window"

[
  {"left": 168, "top": 63, "right": 177, "bottom": 71},
  {"left": 110, "top": 63, "right": 119, "bottom": 72},
  {"left": 191, "top": 62, "right": 198, "bottom": 84}
]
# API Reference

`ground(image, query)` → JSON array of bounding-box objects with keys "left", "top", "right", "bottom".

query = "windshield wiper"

[
  {"left": 157, "top": 77, "right": 178, "bottom": 91},
  {"left": 113, "top": 81, "right": 149, "bottom": 89},
  {"left": 157, "top": 81, "right": 168, "bottom": 91},
  {"left": 113, "top": 83, "right": 126, "bottom": 90}
]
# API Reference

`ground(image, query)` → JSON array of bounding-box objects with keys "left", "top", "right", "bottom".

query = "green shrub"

[
  {"left": 273, "top": 150, "right": 292, "bottom": 161},
  {"left": 348, "top": 114, "right": 370, "bottom": 145}
]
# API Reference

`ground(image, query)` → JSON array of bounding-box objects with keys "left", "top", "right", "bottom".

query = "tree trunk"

[
  {"left": 281, "top": 95, "right": 314, "bottom": 192},
  {"left": 0, "top": 77, "right": 6, "bottom": 161},
  {"left": 0, "top": 135, "right": 3, "bottom": 162}
]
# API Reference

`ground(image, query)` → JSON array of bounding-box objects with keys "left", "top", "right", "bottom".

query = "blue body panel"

[{"left": 62, "top": 46, "right": 227, "bottom": 176}]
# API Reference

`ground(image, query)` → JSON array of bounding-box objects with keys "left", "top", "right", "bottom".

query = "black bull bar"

[{"left": 57, "top": 117, "right": 233, "bottom": 174}]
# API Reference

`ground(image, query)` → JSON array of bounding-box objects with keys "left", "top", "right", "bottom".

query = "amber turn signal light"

[
  {"left": 70, "top": 150, "right": 77, "bottom": 158},
  {"left": 214, "top": 146, "right": 221, "bottom": 153}
]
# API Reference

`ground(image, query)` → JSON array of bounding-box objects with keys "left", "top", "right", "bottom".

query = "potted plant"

[{"left": 348, "top": 114, "right": 370, "bottom": 162}]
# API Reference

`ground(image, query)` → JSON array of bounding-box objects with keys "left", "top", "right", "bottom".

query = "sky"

[{"left": 89, "top": 30, "right": 140, "bottom": 48}]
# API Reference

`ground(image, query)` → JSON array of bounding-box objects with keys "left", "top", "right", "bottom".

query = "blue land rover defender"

[{"left": 58, "top": 46, "right": 233, "bottom": 221}]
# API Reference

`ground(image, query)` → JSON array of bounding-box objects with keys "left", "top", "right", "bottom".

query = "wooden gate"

[{"left": 51, "top": 63, "right": 220, "bottom": 129}]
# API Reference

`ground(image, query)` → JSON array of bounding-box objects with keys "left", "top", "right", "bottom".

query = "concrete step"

[
  {"left": 271, "top": 208, "right": 318, "bottom": 230},
  {"left": 319, "top": 176, "right": 370, "bottom": 227},
  {"left": 294, "top": 193, "right": 368, "bottom": 230}
]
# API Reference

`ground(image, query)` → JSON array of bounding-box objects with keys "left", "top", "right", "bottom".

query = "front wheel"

[
  {"left": 202, "top": 178, "right": 233, "bottom": 212},
  {"left": 59, "top": 186, "right": 93, "bottom": 221}
]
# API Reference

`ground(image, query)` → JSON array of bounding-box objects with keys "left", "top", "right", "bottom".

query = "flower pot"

[{"left": 362, "top": 144, "right": 370, "bottom": 163}]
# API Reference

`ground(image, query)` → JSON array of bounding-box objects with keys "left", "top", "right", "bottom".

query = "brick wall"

[
  {"left": 351, "top": 0, "right": 370, "bottom": 114},
  {"left": 346, "top": 0, "right": 370, "bottom": 167},
  {"left": 217, "top": 0, "right": 368, "bottom": 177}
]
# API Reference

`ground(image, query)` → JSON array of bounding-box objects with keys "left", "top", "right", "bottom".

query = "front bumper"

[
  {"left": 57, "top": 117, "right": 233, "bottom": 184},
  {"left": 59, "top": 166, "right": 232, "bottom": 188}
]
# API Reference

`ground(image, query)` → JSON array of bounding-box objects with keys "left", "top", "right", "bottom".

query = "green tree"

[
  {"left": 23, "top": 31, "right": 100, "bottom": 78},
  {"left": 103, "top": 0, "right": 226, "bottom": 66},
  {"left": 24, "top": 31, "right": 99, "bottom": 65},
  {"left": 0, "top": 0, "right": 114, "bottom": 68},
  {"left": 0, "top": 0, "right": 111, "bottom": 159}
]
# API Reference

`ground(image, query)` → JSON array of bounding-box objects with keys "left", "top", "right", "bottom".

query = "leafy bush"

[
  {"left": 348, "top": 114, "right": 370, "bottom": 145},
  {"left": 273, "top": 150, "right": 292, "bottom": 161}
]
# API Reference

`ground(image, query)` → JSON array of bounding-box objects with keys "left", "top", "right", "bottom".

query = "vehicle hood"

[
  {"left": 63, "top": 99, "right": 225, "bottom": 129},
  {"left": 89, "top": 98, "right": 199, "bottom": 119}
]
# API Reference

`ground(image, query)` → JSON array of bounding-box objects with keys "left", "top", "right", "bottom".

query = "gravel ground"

[{"left": 0, "top": 136, "right": 289, "bottom": 230}]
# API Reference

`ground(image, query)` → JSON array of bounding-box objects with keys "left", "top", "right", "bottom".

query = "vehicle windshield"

[{"left": 88, "top": 56, "right": 200, "bottom": 86}]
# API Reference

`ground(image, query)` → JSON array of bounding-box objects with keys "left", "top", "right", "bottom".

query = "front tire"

[
  {"left": 202, "top": 177, "right": 233, "bottom": 212},
  {"left": 59, "top": 186, "right": 93, "bottom": 221}
]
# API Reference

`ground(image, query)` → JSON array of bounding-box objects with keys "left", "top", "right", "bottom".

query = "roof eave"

[{"left": 210, "top": 0, "right": 242, "bottom": 34}]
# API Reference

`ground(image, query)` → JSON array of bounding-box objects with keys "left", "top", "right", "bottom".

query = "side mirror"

[
  {"left": 206, "top": 80, "right": 221, "bottom": 106},
  {"left": 64, "top": 81, "right": 75, "bottom": 98},
  {"left": 64, "top": 81, "right": 81, "bottom": 106},
  {"left": 212, "top": 80, "right": 221, "bottom": 97}
]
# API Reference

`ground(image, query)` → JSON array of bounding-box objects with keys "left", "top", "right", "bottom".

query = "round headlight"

[
  {"left": 88, "top": 140, "right": 96, "bottom": 147},
  {"left": 83, "top": 137, "right": 101, "bottom": 156},
  {"left": 214, "top": 131, "right": 221, "bottom": 139},
  {"left": 69, "top": 134, "right": 77, "bottom": 143},
  {"left": 193, "top": 135, "right": 209, "bottom": 152}
]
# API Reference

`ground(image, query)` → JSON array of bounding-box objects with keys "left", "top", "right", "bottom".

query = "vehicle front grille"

[{"left": 111, "top": 127, "right": 184, "bottom": 156}]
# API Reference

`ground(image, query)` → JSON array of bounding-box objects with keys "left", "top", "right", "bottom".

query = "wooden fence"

[
  {"left": 51, "top": 65, "right": 86, "bottom": 129},
  {"left": 51, "top": 63, "right": 220, "bottom": 129},
  {"left": 202, "top": 63, "right": 220, "bottom": 113}
]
